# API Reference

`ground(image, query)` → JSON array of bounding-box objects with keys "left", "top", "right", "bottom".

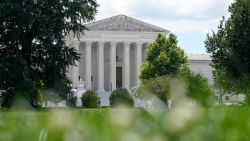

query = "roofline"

[
  {"left": 85, "top": 14, "right": 170, "bottom": 34},
  {"left": 187, "top": 54, "right": 212, "bottom": 61}
]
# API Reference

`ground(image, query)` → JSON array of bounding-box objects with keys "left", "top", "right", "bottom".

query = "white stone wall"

[{"left": 188, "top": 60, "right": 213, "bottom": 84}]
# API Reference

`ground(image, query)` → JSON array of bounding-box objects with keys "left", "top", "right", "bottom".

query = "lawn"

[{"left": 0, "top": 107, "right": 250, "bottom": 141}]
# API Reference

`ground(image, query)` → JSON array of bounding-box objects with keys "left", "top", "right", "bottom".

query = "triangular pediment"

[{"left": 86, "top": 14, "right": 169, "bottom": 33}]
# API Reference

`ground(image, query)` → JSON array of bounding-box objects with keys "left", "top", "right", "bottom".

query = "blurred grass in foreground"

[{"left": 0, "top": 107, "right": 249, "bottom": 141}]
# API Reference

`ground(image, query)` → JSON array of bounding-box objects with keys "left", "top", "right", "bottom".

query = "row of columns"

[{"left": 71, "top": 41, "right": 145, "bottom": 92}]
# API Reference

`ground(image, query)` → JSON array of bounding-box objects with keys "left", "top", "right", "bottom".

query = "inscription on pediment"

[{"left": 86, "top": 15, "right": 169, "bottom": 33}]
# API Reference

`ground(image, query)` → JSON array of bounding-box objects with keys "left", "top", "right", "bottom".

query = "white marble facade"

[
  {"left": 66, "top": 15, "right": 213, "bottom": 106},
  {"left": 66, "top": 15, "right": 170, "bottom": 92}
]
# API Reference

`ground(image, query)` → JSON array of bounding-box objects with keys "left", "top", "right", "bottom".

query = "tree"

[
  {"left": 0, "top": 0, "right": 98, "bottom": 108},
  {"left": 205, "top": 0, "right": 250, "bottom": 97},
  {"left": 140, "top": 33, "right": 188, "bottom": 80},
  {"left": 139, "top": 33, "right": 187, "bottom": 104},
  {"left": 139, "top": 33, "right": 213, "bottom": 106}
]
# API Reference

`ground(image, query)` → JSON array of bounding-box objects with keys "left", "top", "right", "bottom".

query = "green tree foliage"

[
  {"left": 81, "top": 90, "right": 100, "bottom": 108},
  {"left": 139, "top": 33, "right": 187, "bottom": 104},
  {"left": 140, "top": 76, "right": 171, "bottom": 105},
  {"left": 179, "top": 69, "right": 214, "bottom": 107},
  {"left": 140, "top": 33, "right": 187, "bottom": 80},
  {"left": 66, "top": 90, "right": 77, "bottom": 108},
  {"left": 109, "top": 88, "right": 134, "bottom": 107},
  {"left": 49, "top": 78, "right": 72, "bottom": 100},
  {"left": 0, "top": 90, "right": 5, "bottom": 108},
  {"left": 0, "top": 0, "right": 98, "bottom": 108},
  {"left": 205, "top": 0, "right": 250, "bottom": 95},
  {"left": 138, "top": 33, "right": 213, "bottom": 106},
  {"left": 136, "top": 72, "right": 214, "bottom": 107}
]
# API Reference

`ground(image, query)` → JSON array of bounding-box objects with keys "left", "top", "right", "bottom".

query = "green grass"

[{"left": 0, "top": 107, "right": 250, "bottom": 141}]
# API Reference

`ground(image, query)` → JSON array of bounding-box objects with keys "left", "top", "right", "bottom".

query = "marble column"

[
  {"left": 72, "top": 41, "right": 80, "bottom": 88},
  {"left": 85, "top": 42, "right": 92, "bottom": 90},
  {"left": 110, "top": 42, "right": 116, "bottom": 91},
  {"left": 98, "top": 42, "right": 105, "bottom": 92},
  {"left": 136, "top": 42, "right": 143, "bottom": 84},
  {"left": 123, "top": 42, "right": 130, "bottom": 90}
]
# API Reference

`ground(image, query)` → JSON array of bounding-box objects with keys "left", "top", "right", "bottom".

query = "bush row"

[{"left": 80, "top": 88, "right": 134, "bottom": 108}]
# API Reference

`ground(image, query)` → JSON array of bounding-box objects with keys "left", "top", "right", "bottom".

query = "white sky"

[{"left": 94, "top": 0, "right": 234, "bottom": 54}]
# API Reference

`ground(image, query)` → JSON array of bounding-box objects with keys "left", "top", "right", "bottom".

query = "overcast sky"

[{"left": 94, "top": 0, "right": 234, "bottom": 54}]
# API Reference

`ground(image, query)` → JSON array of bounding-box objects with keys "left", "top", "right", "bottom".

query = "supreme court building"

[{"left": 65, "top": 15, "right": 213, "bottom": 102}]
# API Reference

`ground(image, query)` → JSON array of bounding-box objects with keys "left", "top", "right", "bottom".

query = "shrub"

[
  {"left": 179, "top": 69, "right": 214, "bottom": 107},
  {"left": 81, "top": 90, "right": 100, "bottom": 108},
  {"left": 141, "top": 76, "right": 171, "bottom": 105},
  {"left": 67, "top": 96, "right": 77, "bottom": 108},
  {"left": 136, "top": 69, "right": 214, "bottom": 107},
  {"left": 109, "top": 88, "right": 134, "bottom": 107},
  {"left": 0, "top": 90, "right": 5, "bottom": 106},
  {"left": 66, "top": 91, "right": 77, "bottom": 108}
]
